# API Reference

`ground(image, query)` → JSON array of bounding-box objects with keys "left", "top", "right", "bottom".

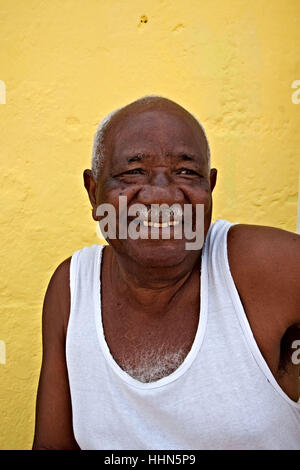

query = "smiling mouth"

[{"left": 128, "top": 206, "right": 184, "bottom": 228}]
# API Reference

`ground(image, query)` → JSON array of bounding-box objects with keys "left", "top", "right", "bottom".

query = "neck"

[{"left": 104, "top": 246, "right": 202, "bottom": 314}]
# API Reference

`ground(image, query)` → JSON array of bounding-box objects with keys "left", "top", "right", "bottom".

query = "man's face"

[{"left": 95, "top": 105, "right": 217, "bottom": 267}]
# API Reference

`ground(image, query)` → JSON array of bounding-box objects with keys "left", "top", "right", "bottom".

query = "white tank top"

[{"left": 66, "top": 219, "right": 300, "bottom": 450}]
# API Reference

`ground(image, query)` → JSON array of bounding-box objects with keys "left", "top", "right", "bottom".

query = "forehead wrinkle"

[
  {"left": 104, "top": 109, "right": 209, "bottom": 174},
  {"left": 118, "top": 152, "right": 205, "bottom": 169}
]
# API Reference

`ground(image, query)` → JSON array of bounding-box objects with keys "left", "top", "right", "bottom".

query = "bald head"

[{"left": 91, "top": 95, "right": 210, "bottom": 182}]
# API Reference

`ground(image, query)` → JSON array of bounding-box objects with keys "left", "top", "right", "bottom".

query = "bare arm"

[
  {"left": 32, "top": 257, "right": 80, "bottom": 450},
  {"left": 228, "top": 223, "right": 300, "bottom": 382},
  {"left": 228, "top": 223, "right": 300, "bottom": 328}
]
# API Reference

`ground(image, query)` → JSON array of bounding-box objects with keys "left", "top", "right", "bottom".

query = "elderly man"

[{"left": 32, "top": 95, "right": 300, "bottom": 450}]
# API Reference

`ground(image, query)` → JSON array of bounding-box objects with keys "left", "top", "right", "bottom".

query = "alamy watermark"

[
  {"left": 291, "top": 80, "right": 300, "bottom": 104},
  {"left": 0, "top": 340, "right": 6, "bottom": 365},
  {"left": 291, "top": 340, "right": 300, "bottom": 365},
  {"left": 0, "top": 81, "right": 6, "bottom": 104},
  {"left": 95, "top": 197, "right": 205, "bottom": 250}
]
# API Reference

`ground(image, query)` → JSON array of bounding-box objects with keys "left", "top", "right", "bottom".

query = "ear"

[
  {"left": 83, "top": 169, "right": 99, "bottom": 221},
  {"left": 210, "top": 168, "right": 217, "bottom": 192}
]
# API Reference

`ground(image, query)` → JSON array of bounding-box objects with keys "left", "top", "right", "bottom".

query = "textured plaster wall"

[{"left": 0, "top": 0, "right": 299, "bottom": 449}]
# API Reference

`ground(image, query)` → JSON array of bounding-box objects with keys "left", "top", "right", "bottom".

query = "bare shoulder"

[
  {"left": 43, "top": 256, "right": 72, "bottom": 338},
  {"left": 227, "top": 223, "right": 300, "bottom": 327},
  {"left": 228, "top": 222, "right": 300, "bottom": 248},
  {"left": 50, "top": 256, "right": 72, "bottom": 285}
]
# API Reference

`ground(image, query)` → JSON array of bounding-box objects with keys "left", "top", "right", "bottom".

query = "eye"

[
  {"left": 123, "top": 168, "right": 145, "bottom": 175},
  {"left": 177, "top": 168, "right": 199, "bottom": 176}
]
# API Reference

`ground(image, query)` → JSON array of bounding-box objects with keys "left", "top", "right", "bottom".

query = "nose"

[{"left": 137, "top": 168, "right": 184, "bottom": 206}]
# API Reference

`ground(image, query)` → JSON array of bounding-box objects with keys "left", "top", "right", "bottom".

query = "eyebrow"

[
  {"left": 178, "top": 153, "right": 195, "bottom": 161},
  {"left": 127, "top": 153, "right": 197, "bottom": 164},
  {"left": 127, "top": 153, "right": 146, "bottom": 163}
]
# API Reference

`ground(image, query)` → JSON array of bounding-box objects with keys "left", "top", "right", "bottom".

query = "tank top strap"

[
  {"left": 69, "top": 243, "right": 103, "bottom": 327},
  {"left": 204, "top": 219, "right": 239, "bottom": 312}
]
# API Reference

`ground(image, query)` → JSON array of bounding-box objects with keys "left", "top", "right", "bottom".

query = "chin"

[{"left": 124, "top": 238, "right": 191, "bottom": 268}]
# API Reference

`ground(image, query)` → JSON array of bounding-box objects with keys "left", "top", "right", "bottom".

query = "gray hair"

[{"left": 91, "top": 94, "right": 211, "bottom": 182}]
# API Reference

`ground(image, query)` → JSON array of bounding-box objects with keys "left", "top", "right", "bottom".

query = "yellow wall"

[{"left": 0, "top": 0, "right": 299, "bottom": 449}]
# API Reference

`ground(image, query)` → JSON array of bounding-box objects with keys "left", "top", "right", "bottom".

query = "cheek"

[
  {"left": 98, "top": 185, "right": 142, "bottom": 213},
  {"left": 183, "top": 183, "right": 211, "bottom": 207}
]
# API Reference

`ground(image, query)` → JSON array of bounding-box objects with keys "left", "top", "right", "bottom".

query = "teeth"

[
  {"left": 142, "top": 220, "right": 180, "bottom": 227},
  {"left": 154, "top": 222, "right": 168, "bottom": 228}
]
